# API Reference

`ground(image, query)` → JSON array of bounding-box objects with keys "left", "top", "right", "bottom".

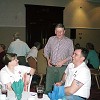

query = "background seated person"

[
  {"left": 74, "top": 43, "right": 80, "bottom": 50},
  {"left": 7, "top": 32, "right": 30, "bottom": 66},
  {"left": 26, "top": 42, "right": 41, "bottom": 73},
  {"left": 55, "top": 47, "right": 91, "bottom": 100},
  {"left": 0, "top": 44, "right": 6, "bottom": 70},
  {"left": 86, "top": 42, "right": 100, "bottom": 69},
  {"left": 0, "top": 53, "right": 35, "bottom": 91}
]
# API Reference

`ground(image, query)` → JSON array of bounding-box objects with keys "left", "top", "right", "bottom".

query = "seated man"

[
  {"left": 0, "top": 53, "right": 35, "bottom": 91},
  {"left": 56, "top": 47, "right": 91, "bottom": 100}
]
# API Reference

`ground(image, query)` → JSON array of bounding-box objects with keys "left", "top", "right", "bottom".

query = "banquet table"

[{"left": 7, "top": 91, "right": 50, "bottom": 100}]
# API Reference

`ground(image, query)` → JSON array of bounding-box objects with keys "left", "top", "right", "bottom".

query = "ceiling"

[{"left": 87, "top": 0, "right": 100, "bottom": 3}]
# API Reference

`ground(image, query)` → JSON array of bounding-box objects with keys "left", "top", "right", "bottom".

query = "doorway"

[{"left": 25, "top": 4, "right": 64, "bottom": 48}]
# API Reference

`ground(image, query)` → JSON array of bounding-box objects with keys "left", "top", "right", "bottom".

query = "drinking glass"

[
  {"left": 1, "top": 84, "right": 7, "bottom": 97},
  {"left": 36, "top": 85, "right": 44, "bottom": 98}
]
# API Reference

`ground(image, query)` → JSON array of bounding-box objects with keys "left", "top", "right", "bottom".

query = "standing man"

[
  {"left": 44, "top": 23, "right": 74, "bottom": 94},
  {"left": 55, "top": 47, "right": 91, "bottom": 100},
  {"left": 7, "top": 32, "right": 30, "bottom": 65}
]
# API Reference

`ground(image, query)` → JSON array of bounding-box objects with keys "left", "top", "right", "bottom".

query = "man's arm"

[{"left": 65, "top": 79, "right": 83, "bottom": 95}]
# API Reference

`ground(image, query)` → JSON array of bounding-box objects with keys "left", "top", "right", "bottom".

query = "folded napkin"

[
  {"left": 48, "top": 85, "right": 65, "bottom": 100},
  {"left": 11, "top": 79, "right": 24, "bottom": 100}
]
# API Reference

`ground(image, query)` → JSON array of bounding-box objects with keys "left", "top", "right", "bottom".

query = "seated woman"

[
  {"left": 86, "top": 42, "right": 100, "bottom": 69},
  {"left": 0, "top": 53, "right": 35, "bottom": 91}
]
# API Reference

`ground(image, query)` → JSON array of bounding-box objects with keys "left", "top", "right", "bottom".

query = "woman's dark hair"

[
  {"left": 86, "top": 43, "right": 94, "bottom": 50},
  {"left": 3, "top": 53, "right": 17, "bottom": 65}
]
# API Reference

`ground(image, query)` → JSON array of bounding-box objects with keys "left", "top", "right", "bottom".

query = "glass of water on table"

[
  {"left": 36, "top": 85, "right": 44, "bottom": 98},
  {"left": 1, "top": 84, "right": 7, "bottom": 97}
]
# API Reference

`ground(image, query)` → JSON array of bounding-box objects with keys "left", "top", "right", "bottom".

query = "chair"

[
  {"left": 23, "top": 74, "right": 33, "bottom": 92},
  {"left": 28, "top": 75, "right": 33, "bottom": 92},
  {"left": 90, "top": 68, "right": 100, "bottom": 89},
  {"left": 37, "top": 49, "right": 47, "bottom": 86},
  {"left": 27, "top": 56, "right": 37, "bottom": 70}
]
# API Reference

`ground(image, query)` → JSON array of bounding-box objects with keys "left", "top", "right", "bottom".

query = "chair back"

[
  {"left": 23, "top": 74, "right": 33, "bottom": 92},
  {"left": 90, "top": 66, "right": 100, "bottom": 89},
  {"left": 28, "top": 75, "right": 32, "bottom": 92}
]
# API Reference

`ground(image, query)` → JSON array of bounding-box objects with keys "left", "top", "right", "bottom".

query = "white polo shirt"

[
  {"left": 64, "top": 62, "right": 91, "bottom": 99},
  {"left": 26, "top": 46, "right": 38, "bottom": 61},
  {"left": 0, "top": 65, "right": 31, "bottom": 84}
]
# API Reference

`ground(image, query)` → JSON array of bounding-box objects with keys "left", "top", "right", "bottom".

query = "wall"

[
  {"left": 0, "top": 27, "right": 25, "bottom": 49},
  {"left": 0, "top": 0, "right": 66, "bottom": 49},
  {"left": 64, "top": 28, "right": 100, "bottom": 52},
  {"left": 64, "top": 0, "right": 100, "bottom": 52},
  {"left": 75, "top": 29, "right": 100, "bottom": 52},
  {"left": 0, "top": 0, "right": 100, "bottom": 52}
]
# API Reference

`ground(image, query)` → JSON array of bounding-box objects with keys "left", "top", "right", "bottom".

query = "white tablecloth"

[{"left": 7, "top": 91, "right": 50, "bottom": 100}]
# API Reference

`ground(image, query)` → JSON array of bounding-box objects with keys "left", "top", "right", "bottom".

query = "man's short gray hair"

[{"left": 13, "top": 32, "right": 20, "bottom": 39}]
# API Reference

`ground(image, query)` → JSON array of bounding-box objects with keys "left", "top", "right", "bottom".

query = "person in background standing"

[
  {"left": 44, "top": 23, "right": 74, "bottom": 94},
  {"left": 0, "top": 44, "right": 6, "bottom": 70},
  {"left": 7, "top": 32, "right": 30, "bottom": 66}
]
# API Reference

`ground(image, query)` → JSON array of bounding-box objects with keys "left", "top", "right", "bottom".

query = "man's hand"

[
  {"left": 48, "top": 59, "right": 52, "bottom": 67},
  {"left": 56, "top": 61, "right": 63, "bottom": 67},
  {"left": 55, "top": 82, "right": 62, "bottom": 86},
  {"left": 56, "top": 59, "right": 67, "bottom": 67}
]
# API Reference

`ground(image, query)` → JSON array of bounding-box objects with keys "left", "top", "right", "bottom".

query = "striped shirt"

[{"left": 44, "top": 36, "right": 74, "bottom": 65}]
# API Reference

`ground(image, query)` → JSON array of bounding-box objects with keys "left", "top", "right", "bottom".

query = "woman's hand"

[{"left": 23, "top": 73, "right": 31, "bottom": 91}]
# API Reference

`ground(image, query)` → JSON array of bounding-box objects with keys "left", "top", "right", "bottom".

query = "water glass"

[
  {"left": 1, "top": 84, "right": 7, "bottom": 97},
  {"left": 36, "top": 85, "right": 44, "bottom": 98}
]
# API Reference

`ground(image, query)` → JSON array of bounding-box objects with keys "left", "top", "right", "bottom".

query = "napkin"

[
  {"left": 48, "top": 85, "right": 65, "bottom": 100},
  {"left": 11, "top": 79, "right": 24, "bottom": 100}
]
